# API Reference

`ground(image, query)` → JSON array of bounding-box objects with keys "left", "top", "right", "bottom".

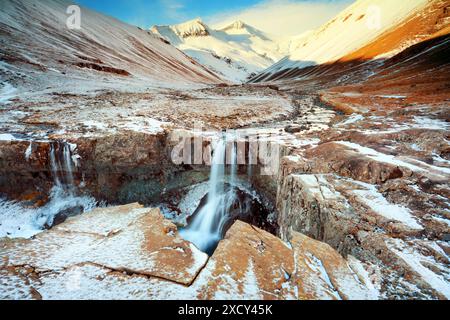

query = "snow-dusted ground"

[
  {"left": 386, "top": 238, "right": 450, "bottom": 299},
  {"left": 0, "top": 187, "right": 98, "bottom": 238},
  {"left": 336, "top": 141, "right": 450, "bottom": 176},
  {"left": 0, "top": 88, "right": 448, "bottom": 299},
  {"left": 351, "top": 181, "right": 423, "bottom": 230},
  {"left": 0, "top": 85, "right": 295, "bottom": 140}
]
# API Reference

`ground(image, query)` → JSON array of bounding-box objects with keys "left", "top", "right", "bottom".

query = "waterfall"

[
  {"left": 31, "top": 140, "right": 97, "bottom": 231},
  {"left": 229, "top": 133, "right": 237, "bottom": 185},
  {"left": 1, "top": 140, "right": 98, "bottom": 238},
  {"left": 63, "top": 143, "right": 75, "bottom": 187},
  {"left": 49, "top": 141, "right": 75, "bottom": 190},
  {"left": 179, "top": 134, "right": 239, "bottom": 254}
]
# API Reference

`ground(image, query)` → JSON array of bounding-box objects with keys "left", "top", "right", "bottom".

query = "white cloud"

[
  {"left": 207, "top": 0, "right": 354, "bottom": 36},
  {"left": 159, "top": 0, "right": 187, "bottom": 21}
]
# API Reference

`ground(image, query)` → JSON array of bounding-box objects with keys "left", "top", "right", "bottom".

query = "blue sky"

[
  {"left": 75, "top": 0, "right": 263, "bottom": 26},
  {"left": 75, "top": 0, "right": 353, "bottom": 35}
]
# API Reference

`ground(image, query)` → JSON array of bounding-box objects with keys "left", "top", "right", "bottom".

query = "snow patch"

[
  {"left": 386, "top": 238, "right": 450, "bottom": 299},
  {"left": 119, "top": 118, "right": 169, "bottom": 134},
  {"left": 178, "top": 182, "right": 210, "bottom": 219},
  {"left": 0, "top": 82, "right": 17, "bottom": 104},
  {"left": 305, "top": 253, "right": 341, "bottom": 300},
  {"left": 0, "top": 186, "right": 99, "bottom": 239},
  {"left": 0, "top": 133, "right": 18, "bottom": 141},
  {"left": 377, "top": 95, "right": 407, "bottom": 99},
  {"left": 347, "top": 255, "right": 380, "bottom": 300},
  {"left": 351, "top": 181, "right": 423, "bottom": 230},
  {"left": 340, "top": 114, "right": 364, "bottom": 125},
  {"left": 413, "top": 117, "right": 449, "bottom": 130},
  {"left": 337, "top": 141, "right": 450, "bottom": 176},
  {"left": 242, "top": 260, "right": 263, "bottom": 299}
]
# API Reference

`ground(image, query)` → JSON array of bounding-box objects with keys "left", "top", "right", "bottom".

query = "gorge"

[{"left": 0, "top": 0, "right": 449, "bottom": 300}]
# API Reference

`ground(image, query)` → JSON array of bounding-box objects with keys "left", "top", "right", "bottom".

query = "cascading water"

[
  {"left": 179, "top": 134, "right": 241, "bottom": 254},
  {"left": 49, "top": 142, "right": 76, "bottom": 189},
  {"left": 35, "top": 141, "right": 99, "bottom": 228},
  {"left": 0, "top": 141, "right": 99, "bottom": 238}
]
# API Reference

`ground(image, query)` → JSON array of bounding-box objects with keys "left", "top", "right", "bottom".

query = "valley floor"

[{"left": 0, "top": 83, "right": 449, "bottom": 299}]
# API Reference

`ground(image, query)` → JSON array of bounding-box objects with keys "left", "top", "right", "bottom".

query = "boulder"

[
  {"left": 0, "top": 204, "right": 208, "bottom": 286},
  {"left": 197, "top": 220, "right": 375, "bottom": 300}
]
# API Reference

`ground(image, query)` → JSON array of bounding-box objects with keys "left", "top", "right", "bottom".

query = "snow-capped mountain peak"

[
  {"left": 150, "top": 19, "right": 290, "bottom": 82},
  {"left": 220, "top": 20, "right": 271, "bottom": 40},
  {"left": 171, "top": 18, "right": 211, "bottom": 38},
  {"left": 222, "top": 20, "right": 247, "bottom": 31}
]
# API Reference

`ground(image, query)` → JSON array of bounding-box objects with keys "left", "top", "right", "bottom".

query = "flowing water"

[
  {"left": 0, "top": 141, "right": 98, "bottom": 238},
  {"left": 179, "top": 134, "right": 244, "bottom": 254},
  {"left": 2, "top": 135, "right": 270, "bottom": 249}
]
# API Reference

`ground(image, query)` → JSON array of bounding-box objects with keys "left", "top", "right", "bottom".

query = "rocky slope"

[
  {"left": 251, "top": 0, "right": 434, "bottom": 83},
  {"left": 244, "top": 0, "right": 450, "bottom": 300},
  {"left": 0, "top": 0, "right": 222, "bottom": 101}
]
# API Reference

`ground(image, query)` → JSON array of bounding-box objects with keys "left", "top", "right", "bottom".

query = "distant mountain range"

[
  {"left": 1, "top": 0, "right": 448, "bottom": 92},
  {"left": 151, "top": 19, "right": 311, "bottom": 82},
  {"left": 150, "top": 0, "right": 449, "bottom": 85}
]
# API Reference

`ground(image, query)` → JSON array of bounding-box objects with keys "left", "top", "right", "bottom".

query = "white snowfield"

[
  {"left": 258, "top": 0, "right": 429, "bottom": 78},
  {"left": 151, "top": 19, "right": 299, "bottom": 82}
]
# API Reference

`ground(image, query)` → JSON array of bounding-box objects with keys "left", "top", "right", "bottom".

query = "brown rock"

[
  {"left": 198, "top": 220, "right": 374, "bottom": 300},
  {"left": 276, "top": 173, "right": 362, "bottom": 250},
  {"left": 1, "top": 204, "right": 208, "bottom": 286}
]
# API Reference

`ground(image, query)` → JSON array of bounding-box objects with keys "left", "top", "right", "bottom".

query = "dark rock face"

[
  {"left": 74, "top": 62, "right": 131, "bottom": 76},
  {"left": 44, "top": 205, "right": 84, "bottom": 229},
  {"left": 0, "top": 131, "right": 210, "bottom": 206}
]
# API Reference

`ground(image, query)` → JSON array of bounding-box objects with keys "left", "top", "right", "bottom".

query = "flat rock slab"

[
  {"left": 0, "top": 204, "right": 374, "bottom": 299},
  {"left": 0, "top": 204, "right": 208, "bottom": 287},
  {"left": 290, "top": 232, "right": 375, "bottom": 300}
]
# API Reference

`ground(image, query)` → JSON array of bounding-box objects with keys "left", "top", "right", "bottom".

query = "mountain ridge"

[
  {"left": 251, "top": 0, "right": 436, "bottom": 82},
  {"left": 0, "top": 0, "right": 222, "bottom": 97},
  {"left": 151, "top": 18, "right": 293, "bottom": 82}
]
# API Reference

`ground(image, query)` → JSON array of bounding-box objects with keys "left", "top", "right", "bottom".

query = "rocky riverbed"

[{"left": 0, "top": 84, "right": 449, "bottom": 300}]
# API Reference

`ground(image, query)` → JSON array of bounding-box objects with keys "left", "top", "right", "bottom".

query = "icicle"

[{"left": 25, "top": 141, "right": 32, "bottom": 161}]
